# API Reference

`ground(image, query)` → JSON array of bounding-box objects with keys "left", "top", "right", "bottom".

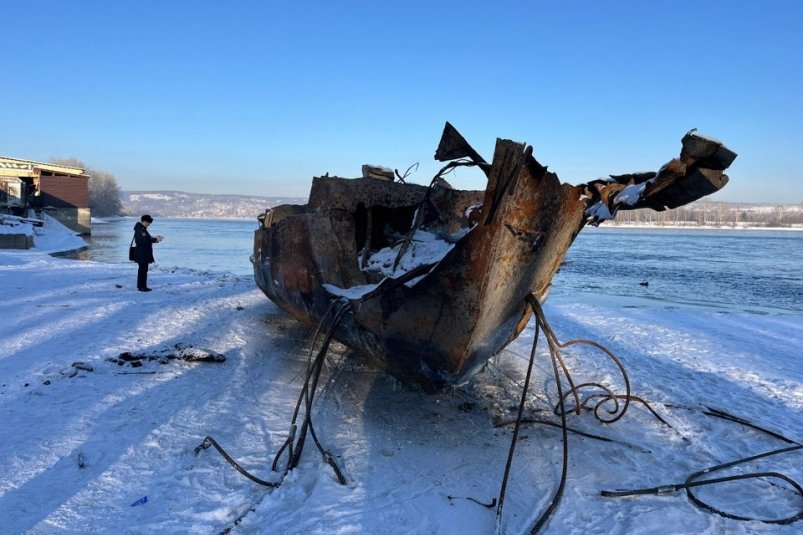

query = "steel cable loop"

[
  {"left": 529, "top": 300, "right": 634, "bottom": 425},
  {"left": 304, "top": 301, "right": 354, "bottom": 485},
  {"left": 601, "top": 417, "right": 803, "bottom": 524},
  {"left": 192, "top": 300, "right": 353, "bottom": 535},
  {"left": 602, "top": 446, "right": 803, "bottom": 525},
  {"left": 685, "top": 465, "right": 803, "bottom": 525},
  {"left": 527, "top": 299, "right": 803, "bottom": 525},
  {"left": 495, "top": 294, "right": 648, "bottom": 534},
  {"left": 569, "top": 392, "right": 672, "bottom": 427},
  {"left": 685, "top": 443, "right": 803, "bottom": 525},
  {"left": 289, "top": 339, "right": 330, "bottom": 469},
  {"left": 556, "top": 381, "right": 620, "bottom": 420},
  {"left": 272, "top": 302, "right": 335, "bottom": 472}
]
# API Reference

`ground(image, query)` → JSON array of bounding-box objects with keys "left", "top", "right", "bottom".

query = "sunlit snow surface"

[
  {"left": 362, "top": 229, "right": 457, "bottom": 278},
  {"left": 0, "top": 246, "right": 801, "bottom": 534},
  {"left": 0, "top": 214, "right": 86, "bottom": 253},
  {"left": 324, "top": 230, "right": 457, "bottom": 297}
]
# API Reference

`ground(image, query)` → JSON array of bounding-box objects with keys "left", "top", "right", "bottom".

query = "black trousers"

[{"left": 137, "top": 262, "right": 149, "bottom": 289}]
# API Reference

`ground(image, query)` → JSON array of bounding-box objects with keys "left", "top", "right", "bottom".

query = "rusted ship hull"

[{"left": 253, "top": 124, "right": 735, "bottom": 390}]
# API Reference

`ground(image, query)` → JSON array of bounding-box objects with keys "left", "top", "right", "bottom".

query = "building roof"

[{"left": 0, "top": 157, "right": 88, "bottom": 178}]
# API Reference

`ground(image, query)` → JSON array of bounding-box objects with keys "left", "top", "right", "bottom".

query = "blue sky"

[{"left": 2, "top": 1, "right": 801, "bottom": 202}]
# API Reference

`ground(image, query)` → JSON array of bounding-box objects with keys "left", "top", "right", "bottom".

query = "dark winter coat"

[{"left": 132, "top": 222, "right": 157, "bottom": 264}]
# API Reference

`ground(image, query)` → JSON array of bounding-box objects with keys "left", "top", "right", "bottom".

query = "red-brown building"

[{"left": 0, "top": 157, "right": 91, "bottom": 234}]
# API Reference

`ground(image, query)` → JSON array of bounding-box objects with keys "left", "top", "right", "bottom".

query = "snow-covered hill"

[
  {"left": 121, "top": 191, "right": 803, "bottom": 228},
  {"left": 121, "top": 191, "right": 306, "bottom": 219}
]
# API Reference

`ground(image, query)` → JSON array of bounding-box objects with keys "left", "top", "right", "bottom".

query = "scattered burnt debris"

[
  {"left": 109, "top": 343, "right": 226, "bottom": 368},
  {"left": 252, "top": 123, "right": 736, "bottom": 391},
  {"left": 72, "top": 361, "right": 94, "bottom": 372}
]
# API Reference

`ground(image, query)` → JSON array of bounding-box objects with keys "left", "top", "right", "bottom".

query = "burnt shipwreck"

[{"left": 252, "top": 123, "right": 735, "bottom": 391}]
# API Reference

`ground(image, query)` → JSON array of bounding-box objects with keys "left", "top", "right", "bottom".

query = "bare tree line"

[
  {"left": 612, "top": 200, "right": 803, "bottom": 227},
  {"left": 49, "top": 157, "right": 123, "bottom": 217}
]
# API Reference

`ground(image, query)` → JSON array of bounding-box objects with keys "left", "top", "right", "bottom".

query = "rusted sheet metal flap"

[
  {"left": 434, "top": 122, "right": 488, "bottom": 167},
  {"left": 680, "top": 131, "right": 738, "bottom": 169},
  {"left": 642, "top": 132, "right": 735, "bottom": 210},
  {"left": 582, "top": 130, "right": 737, "bottom": 223},
  {"left": 645, "top": 168, "right": 729, "bottom": 210},
  {"left": 482, "top": 138, "right": 527, "bottom": 225}
]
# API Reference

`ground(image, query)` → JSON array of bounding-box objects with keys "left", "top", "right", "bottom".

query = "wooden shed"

[{"left": 0, "top": 157, "right": 91, "bottom": 234}]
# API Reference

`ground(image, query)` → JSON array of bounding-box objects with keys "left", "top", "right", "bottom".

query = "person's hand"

[{"left": 156, "top": 235, "right": 164, "bottom": 242}]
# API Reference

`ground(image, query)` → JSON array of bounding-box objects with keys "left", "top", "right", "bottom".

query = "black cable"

[
  {"left": 602, "top": 422, "right": 803, "bottom": 524},
  {"left": 193, "top": 298, "right": 353, "bottom": 535},
  {"left": 272, "top": 299, "right": 343, "bottom": 472},
  {"left": 529, "top": 296, "right": 570, "bottom": 534},
  {"left": 288, "top": 301, "right": 351, "bottom": 481},
  {"left": 703, "top": 406, "right": 798, "bottom": 444},
  {"left": 496, "top": 294, "right": 642, "bottom": 534},
  {"left": 289, "top": 299, "right": 353, "bottom": 485},
  {"left": 198, "top": 299, "right": 350, "bottom": 491},
  {"left": 193, "top": 436, "right": 279, "bottom": 488},
  {"left": 494, "top": 314, "right": 540, "bottom": 534},
  {"left": 494, "top": 417, "right": 648, "bottom": 449}
]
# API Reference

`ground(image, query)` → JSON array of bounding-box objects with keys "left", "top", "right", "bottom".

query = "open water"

[
  {"left": 73, "top": 217, "right": 260, "bottom": 276},
  {"left": 552, "top": 227, "right": 803, "bottom": 315},
  {"left": 68, "top": 218, "right": 803, "bottom": 314}
]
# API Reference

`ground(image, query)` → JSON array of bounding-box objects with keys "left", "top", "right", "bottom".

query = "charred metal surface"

[
  {"left": 581, "top": 129, "right": 736, "bottom": 221},
  {"left": 253, "top": 124, "right": 736, "bottom": 390}
]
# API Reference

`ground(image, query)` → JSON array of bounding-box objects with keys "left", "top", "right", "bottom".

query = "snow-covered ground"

[
  {"left": 1, "top": 239, "right": 801, "bottom": 534},
  {"left": 0, "top": 213, "right": 87, "bottom": 254}
]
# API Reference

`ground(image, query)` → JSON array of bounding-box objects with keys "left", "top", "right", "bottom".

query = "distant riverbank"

[
  {"left": 599, "top": 222, "right": 803, "bottom": 231},
  {"left": 104, "top": 215, "right": 803, "bottom": 232}
]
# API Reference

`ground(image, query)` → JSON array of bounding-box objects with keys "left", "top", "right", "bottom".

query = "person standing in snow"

[{"left": 131, "top": 214, "right": 163, "bottom": 292}]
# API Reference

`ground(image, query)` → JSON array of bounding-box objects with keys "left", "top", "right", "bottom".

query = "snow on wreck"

[{"left": 252, "top": 123, "right": 736, "bottom": 391}]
